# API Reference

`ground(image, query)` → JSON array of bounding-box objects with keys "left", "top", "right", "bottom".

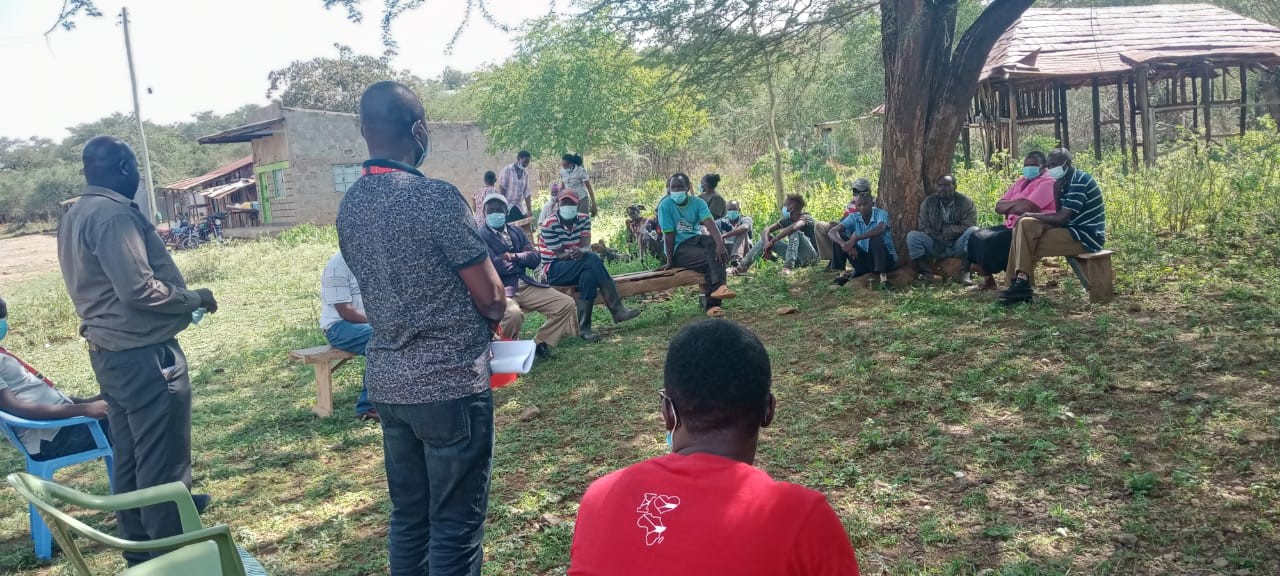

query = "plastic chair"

[
  {"left": 7, "top": 472, "right": 266, "bottom": 575},
  {"left": 0, "top": 409, "right": 113, "bottom": 560}
]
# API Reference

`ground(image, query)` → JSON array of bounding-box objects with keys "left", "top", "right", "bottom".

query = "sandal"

[
  {"left": 709, "top": 285, "right": 737, "bottom": 300},
  {"left": 706, "top": 306, "right": 725, "bottom": 318}
]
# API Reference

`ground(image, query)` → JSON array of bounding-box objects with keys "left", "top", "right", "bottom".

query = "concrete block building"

[{"left": 199, "top": 102, "right": 520, "bottom": 226}]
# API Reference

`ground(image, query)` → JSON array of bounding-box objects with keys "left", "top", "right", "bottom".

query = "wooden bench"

[
  {"left": 288, "top": 345, "right": 357, "bottom": 418},
  {"left": 553, "top": 268, "right": 706, "bottom": 304},
  {"left": 1065, "top": 249, "right": 1116, "bottom": 303}
]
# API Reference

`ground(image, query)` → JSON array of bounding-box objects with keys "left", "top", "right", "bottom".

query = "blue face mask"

[
  {"left": 1047, "top": 166, "right": 1067, "bottom": 180},
  {"left": 726, "top": 210, "right": 740, "bottom": 221},
  {"left": 485, "top": 213, "right": 507, "bottom": 229},
  {"left": 670, "top": 191, "right": 688, "bottom": 204},
  {"left": 781, "top": 207, "right": 791, "bottom": 219},
  {"left": 666, "top": 430, "right": 673, "bottom": 450},
  {"left": 1021, "top": 166, "right": 1041, "bottom": 179},
  {"left": 0, "top": 318, "right": 8, "bottom": 342}
]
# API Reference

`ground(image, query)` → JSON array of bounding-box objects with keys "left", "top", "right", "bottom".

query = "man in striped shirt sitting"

[
  {"left": 539, "top": 190, "right": 642, "bottom": 341},
  {"left": 1001, "top": 147, "right": 1105, "bottom": 305}
]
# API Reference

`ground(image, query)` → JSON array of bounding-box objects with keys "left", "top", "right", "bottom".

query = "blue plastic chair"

[{"left": 0, "top": 409, "right": 113, "bottom": 560}]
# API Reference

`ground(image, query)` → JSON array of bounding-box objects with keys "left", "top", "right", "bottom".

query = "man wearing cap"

[
  {"left": 816, "top": 178, "right": 873, "bottom": 270},
  {"left": 478, "top": 193, "right": 576, "bottom": 358}
]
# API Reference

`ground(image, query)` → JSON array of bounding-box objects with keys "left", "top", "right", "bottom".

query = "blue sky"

[{"left": 0, "top": 0, "right": 556, "bottom": 139}]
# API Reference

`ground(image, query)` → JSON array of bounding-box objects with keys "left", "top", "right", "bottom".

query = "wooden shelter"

[
  {"left": 969, "top": 4, "right": 1280, "bottom": 166},
  {"left": 157, "top": 156, "right": 259, "bottom": 228}
]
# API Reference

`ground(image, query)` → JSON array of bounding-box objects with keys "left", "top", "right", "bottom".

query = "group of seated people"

[
  {"left": 317, "top": 146, "right": 1104, "bottom": 418},
  {"left": 635, "top": 147, "right": 1104, "bottom": 304}
]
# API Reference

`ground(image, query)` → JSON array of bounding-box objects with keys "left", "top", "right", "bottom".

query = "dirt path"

[{"left": 0, "top": 233, "right": 59, "bottom": 290}]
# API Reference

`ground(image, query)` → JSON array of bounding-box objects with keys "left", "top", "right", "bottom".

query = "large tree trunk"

[
  {"left": 766, "top": 65, "right": 786, "bottom": 208},
  {"left": 878, "top": 0, "right": 1034, "bottom": 254}
]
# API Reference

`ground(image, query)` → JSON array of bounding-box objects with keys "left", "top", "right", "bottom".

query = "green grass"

[{"left": 1, "top": 216, "right": 1278, "bottom": 575}]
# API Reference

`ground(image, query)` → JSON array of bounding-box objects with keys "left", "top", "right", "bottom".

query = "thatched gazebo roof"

[{"left": 981, "top": 4, "right": 1280, "bottom": 87}]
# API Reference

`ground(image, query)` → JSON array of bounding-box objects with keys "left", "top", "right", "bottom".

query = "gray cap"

[
  {"left": 850, "top": 178, "right": 872, "bottom": 192},
  {"left": 481, "top": 193, "right": 508, "bottom": 208}
]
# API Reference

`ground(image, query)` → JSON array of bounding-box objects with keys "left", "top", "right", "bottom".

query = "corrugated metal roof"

[
  {"left": 197, "top": 117, "right": 284, "bottom": 145},
  {"left": 981, "top": 4, "right": 1280, "bottom": 83},
  {"left": 160, "top": 156, "right": 253, "bottom": 191},
  {"left": 200, "top": 178, "right": 256, "bottom": 200}
]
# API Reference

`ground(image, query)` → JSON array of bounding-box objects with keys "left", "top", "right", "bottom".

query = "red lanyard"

[{"left": 0, "top": 346, "right": 56, "bottom": 388}]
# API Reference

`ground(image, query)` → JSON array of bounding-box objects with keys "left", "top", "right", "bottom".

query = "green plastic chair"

[{"left": 6, "top": 472, "right": 266, "bottom": 575}]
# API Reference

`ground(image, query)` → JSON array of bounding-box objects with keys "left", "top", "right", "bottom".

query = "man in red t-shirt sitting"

[{"left": 568, "top": 320, "right": 861, "bottom": 576}]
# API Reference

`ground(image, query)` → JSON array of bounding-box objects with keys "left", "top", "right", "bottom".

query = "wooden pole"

[
  {"left": 961, "top": 124, "right": 972, "bottom": 168},
  {"left": 1192, "top": 75, "right": 1199, "bottom": 130},
  {"left": 1240, "top": 65, "right": 1249, "bottom": 135},
  {"left": 1008, "top": 83, "right": 1019, "bottom": 159},
  {"left": 1136, "top": 66, "right": 1156, "bottom": 166},
  {"left": 1060, "top": 82, "right": 1071, "bottom": 150},
  {"left": 1092, "top": 78, "right": 1103, "bottom": 160},
  {"left": 122, "top": 7, "right": 157, "bottom": 222},
  {"left": 1117, "top": 79, "right": 1127, "bottom": 162},
  {"left": 1201, "top": 68, "right": 1212, "bottom": 142}
]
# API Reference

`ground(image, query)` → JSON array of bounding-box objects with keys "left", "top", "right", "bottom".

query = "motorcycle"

[{"left": 197, "top": 212, "right": 226, "bottom": 243}]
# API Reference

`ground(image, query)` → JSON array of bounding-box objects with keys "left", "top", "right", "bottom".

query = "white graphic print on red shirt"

[{"left": 635, "top": 493, "right": 681, "bottom": 546}]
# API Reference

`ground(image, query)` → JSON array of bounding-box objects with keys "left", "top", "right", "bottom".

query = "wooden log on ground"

[{"left": 553, "top": 268, "right": 706, "bottom": 304}]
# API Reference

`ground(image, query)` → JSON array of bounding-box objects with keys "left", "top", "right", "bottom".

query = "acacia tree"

[
  {"left": 585, "top": 0, "right": 1033, "bottom": 247},
  {"left": 474, "top": 17, "right": 705, "bottom": 159}
]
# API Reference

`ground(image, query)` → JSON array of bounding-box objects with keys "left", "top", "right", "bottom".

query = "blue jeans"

[
  {"left": 546, "top": 252, "right": 616, "bottom": 302},
  {"left": 324, "top": 320, "right": 374, "bottom": 416},
  {"left": 906, "top": 227, "right": 979, "bottom": 261},
  {"left": 739, "top": 232, "right": 819, "bottom": 270},
  {"left": 376, "top": 390, "right": 494, "bottom": 576}
]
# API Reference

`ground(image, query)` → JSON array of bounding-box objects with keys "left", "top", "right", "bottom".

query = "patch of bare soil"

[{"left": 0, "top": 233, "right": 59, "bottom": 290}]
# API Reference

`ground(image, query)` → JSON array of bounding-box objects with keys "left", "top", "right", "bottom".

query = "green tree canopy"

[{"left": 473, "top": 17, "right": 706, "bottom": 157}]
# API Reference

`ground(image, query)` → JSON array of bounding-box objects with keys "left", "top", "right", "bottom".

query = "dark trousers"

[
  {"left": 32, "top": 418, "right": 111, "bottom": 461},
  {"left": 376, "top": 390, "right": 494, "bottom": 576},
  {"left": 968, "top": 225, "right": 1013, "bottom": 274},
  {"left": 88, "top": 339, "right": 191, "bottom": 566},
  {"left": 850, "top": 235, "right": 895, "bottom": 277},
  {"left": 547, "top": 252, "right": 616, "bottom": 302},
  {"left": 829, "top": 231, "right": 853, "bottom": 272},
  {"left": 672, "top": 235, "right": 727, "bottom": 310}
]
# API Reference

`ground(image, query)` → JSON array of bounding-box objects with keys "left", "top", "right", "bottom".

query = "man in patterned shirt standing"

[
  {"left": 1001, "top": 147, "right": 1106, "bottom": 305},
  {"left": 337, "top": 81, "right": 506, "bottom": 576}
]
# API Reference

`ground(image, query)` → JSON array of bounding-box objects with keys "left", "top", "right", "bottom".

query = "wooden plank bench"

[
  {"left": 1065, "top": 249, "right": 1116, "bottom": 304},
  {"left": 288, "top": 345, "right": 357, "bottom": 418},
  {"left": 552, "top": 268, "right": 706, "bottom": 304}
]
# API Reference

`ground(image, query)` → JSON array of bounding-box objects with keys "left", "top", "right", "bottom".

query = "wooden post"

[
  {"left": 1127, "top": 79, "right": 1139, "bottom": 168},
  {"left": 961, "top": 124, "right": 973, "bottom": 168},
  {"left": 1135, "top": 66, "right": 1156, "bottom": 166},
  {"left": 1202, "top": 68, "right": 1213, "bottom": 142},
  {"left": 1191, "top": 76, "right": 1199, "bottom": 130},
  {"left": 1091, "top": 79, "right": 1103, "bottom": 160},
  {"left": 1240, "top": 65, "right": 1249, "bottom": 135},
  {"left": 1060, "top": 83, "right": 1071, "bottom": 150},
  {"left": 1117, "top": 79, "right": 1127, "bottom": 163},
  {"left": 1008, "top": 83, "right": 1019, "bottom": 159}
]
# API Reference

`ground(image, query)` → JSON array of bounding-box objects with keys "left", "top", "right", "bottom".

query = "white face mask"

[
  {"left": 1047, "top": 166, "right": 1067, "bottom": 180},
  {"left": 559, "top": 205, "right": 578, "bottom": 220}
]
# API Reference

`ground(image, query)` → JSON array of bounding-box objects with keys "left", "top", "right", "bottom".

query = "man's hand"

[
  {"left": 195, "top": 288, "right": 218, "bottom": 313},
  {"left": 80, "top": 399, "right": 109, "bottom": 419},
  {"left": 501, "top": 252, "right": 514, "bottom": 262},
  {"left": 590, "top": 203, "right": 599, "bottom": 217},
  {"left": 716, "top": 244, "right": 729, "bottom": 265},
  {"left": 655, "top": 263, "right": 672, "bottom": 272}
]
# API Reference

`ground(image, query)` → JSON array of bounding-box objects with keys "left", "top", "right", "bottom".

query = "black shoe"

[
  {"left": 833, "top": 274, "right": 850, "bottom": 287},
  {"left": 535, "top": 342, "right": 553, "bottom": 359},
  {"left": 999, "top": 277, "right": 1034, "bottom": 304},
  {"left": 192, "top": 493, "right": 212, "bottom": 514}
]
